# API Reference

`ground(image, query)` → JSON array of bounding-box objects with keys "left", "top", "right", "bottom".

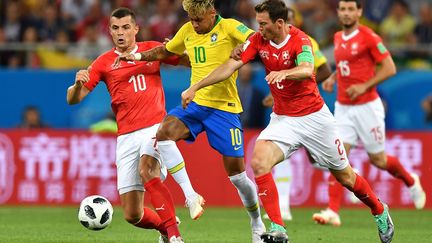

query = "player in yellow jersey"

[{"left": 116, "top": 1, "right": 266, "bottom": 242}]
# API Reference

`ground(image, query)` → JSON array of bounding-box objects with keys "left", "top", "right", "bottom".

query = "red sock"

[
  {"left": 144, "top": 178, "right": 180, "bottom": 238},
  {"left": 386, "top": 155, "right": 414, "bottom": 187},
  {"left": 134, "top": 207, "right": 167, "bottom": 235},
  {"left": 351, "top": 173, "right": 384, "bottom": 215},
  {"left": 255, "top": 173, "right": 284, "bottom": 226},
  {"left": 328, "top": 174, "right": 344, "bottom": 213}
]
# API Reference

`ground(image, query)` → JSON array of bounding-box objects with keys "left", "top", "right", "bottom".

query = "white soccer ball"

[{"left": 78, "top": 195, "right": 113, "bottom": 230}]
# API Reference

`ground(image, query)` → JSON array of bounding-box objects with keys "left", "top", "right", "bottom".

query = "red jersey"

[
  {"left": 334, "top": 25, "right": 390, "bottom": 105},
  {"left": 241, "top": 26, "right": 324, "bottom": 116},
  {"left": 84, "top": 41, "right": 179, "bottom": 135}
]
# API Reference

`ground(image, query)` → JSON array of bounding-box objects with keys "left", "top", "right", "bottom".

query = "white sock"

[
  {"left": 157, "top": 140, "right": 196, "bottom": 198},
  {"left": 273, "top": 159, "right": 292, "bottom": 214},
  {"left": 229, "top": 171, "right": 264, "bottom": 229}
]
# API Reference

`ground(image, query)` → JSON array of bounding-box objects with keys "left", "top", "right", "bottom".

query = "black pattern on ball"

[
  {"left": 100, "top": 209, "right": 110, "bottom": 225},
  {"left": 80, "top": 221, "right": 90, "bottom": 228},
  {"left": 84, "top": 205, "right": 96, "bottom": 219},
  {"left": 93, "top": 197, "right": 107, "bottom": 204}
]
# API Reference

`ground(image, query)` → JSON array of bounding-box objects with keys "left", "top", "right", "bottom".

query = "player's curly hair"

[{"left": 182, "top": 0, "right": 215, "bottom": 16}]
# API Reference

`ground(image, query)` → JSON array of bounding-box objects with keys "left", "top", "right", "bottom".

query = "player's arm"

[
  {"left": 67, "top": 69, "right": 91, "bottom": 105},
  {"left": 315, "top": 62, "right": 332, "bottom": 83},
  {"left": 114, "top": 45, "right": 176, "bottom": 66},
  {"left": 321, "top": 71, "right": 337, "bottom": 93},
  {"left": 266, "top": 61, "right": 314, "bottom": 84},
  {"left": 346, "top": 55, "right": 396, "bottom": 100},
  {"left": 181, "top": 59, "right": 244, "bottom": 108}
]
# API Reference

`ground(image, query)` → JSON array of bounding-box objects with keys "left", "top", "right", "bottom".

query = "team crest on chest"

[
  {"left": 282, "top": 51, "right": 291, "bottom": 65},
  {"left": 351, "top": 42, "right": 358, "bottom": 55},
  {"left": 211, "top": 33, "right": 218, "bottom": 42},
  {"left": 259, "top": 50, "right": 270, "bottom": 60}
]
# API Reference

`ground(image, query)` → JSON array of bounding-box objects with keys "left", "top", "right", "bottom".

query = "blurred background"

[{"left": 0, "top": 0, "right": 431, "bottom": 208}]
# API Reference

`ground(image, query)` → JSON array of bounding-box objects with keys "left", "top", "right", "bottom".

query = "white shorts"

[
  {"left": 334, "top": 98, "right": 385, "bottom": 154},
  {"left": 116, "top": 124, "right": 167, "bottom": 195},
  {"left": 257, "top": 104, "right": 349, "bottom": 171}
]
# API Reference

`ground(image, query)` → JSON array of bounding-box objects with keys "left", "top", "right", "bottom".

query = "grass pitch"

[{"left": 0, "top": 206, "right": 430, "bottom": 242}]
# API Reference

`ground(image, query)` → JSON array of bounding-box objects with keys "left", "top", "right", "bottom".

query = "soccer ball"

[{"left": 78, "top": 195, "right": 113, "bottom": 230}]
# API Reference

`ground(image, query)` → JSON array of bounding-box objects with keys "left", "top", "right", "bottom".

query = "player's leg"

[
  {"left": 140, "top": 154, "right": 182, "bottom": 241},
  {"left": 313, "top": 102, "right": 357, "bottom": 225},
  {"left": 156, "top": 105, "right": 206, "bottom": 219},
  {"left": 252, "top": 140, "right": 289, "bottom": 243},
  {"left": 268, "top": 160, "right": 293, "bottom": 221},
  {"left": 357, "top": 98, "right": 426, "bottom": 209},
  {"left": 116, "top": 131, "right": 169, "bottom": 240},
  {"left": 306, "top": 104, "right": 393, "bottom": 242},
  {"left": 203, "top": 107, "right": 265, "bottom": 243}
]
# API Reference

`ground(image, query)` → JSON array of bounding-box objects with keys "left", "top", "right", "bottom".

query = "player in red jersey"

[
  {"left": 181, "top": 1, "right": 394, "bottom": 242},
  {"left": 66, "top": 8, "right": 197, "bottom": 243},
  {"left": 313, "top": 0, "right": 426, "bottom": 229}
]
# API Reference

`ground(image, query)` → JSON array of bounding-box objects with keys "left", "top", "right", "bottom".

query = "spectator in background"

[
  {"left": 18, "top": 106, "right": 49, "bottom": 129},
  {"left": 379, "top": 0, "right": 416, "bottom": 47},
  {"left": 3, "top": 1, "right": 26, "bottom": 42},
  {"left": 38, "top": 3, "right": 69, "bottom": 42},
  {"left": 69, "top": 23, "right": 111, "bottom": 60},
  {"left": 149, "top": 0, "right": 178, "bottom": 42},
  {"left": 410, "top": 3, "right": 432, "bottom": 44},
  {"left": 422, "top": 95, "right": 432, "bottom": 123},
  {"left": 237, "top": 63, "right": 266, "bottom": 128}
]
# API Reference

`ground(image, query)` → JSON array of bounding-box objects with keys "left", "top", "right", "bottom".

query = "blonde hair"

[{"left": 182, "top": 0, "right": 215, "bottom": 16}]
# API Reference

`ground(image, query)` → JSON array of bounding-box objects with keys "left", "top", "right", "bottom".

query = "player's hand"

[
  {"left": 346, "top": 83, "right": 367, "bottom": 101},
  {"left": 181, "top": 87, "right": 196, "bottom": 109},
  {"left": 322, "top": 77, "right": 335, "bottom": 92},
  {"left": 262, "top": 93, "right": 274, "bottom": 107},
  {"left": 162, "top": 38, "right": 171, "bottom": 45},
  {"left": 75, "top": 69, "right": 90, "bottom": 87},
  {"left": 113, "top": 53, "right": 136, "bottom": 67},
  {"left": 230, "top": 43, "right": 244, "bottom": 60},
  {"left": 265, "top": 71, "right": 286, "bottom": 84}
]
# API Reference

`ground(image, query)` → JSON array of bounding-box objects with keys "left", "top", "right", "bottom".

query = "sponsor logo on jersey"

[{"left": 259, "top": 50, "right": 269, "bottom": 60}]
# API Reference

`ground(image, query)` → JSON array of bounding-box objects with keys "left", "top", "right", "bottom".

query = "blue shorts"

[{"left": 168, "top": 102, "right": 244, "bottom": 157}]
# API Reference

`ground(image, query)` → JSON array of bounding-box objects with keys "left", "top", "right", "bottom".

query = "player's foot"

[
  {"left": 260, "top": 222, "right": 289, "bottom": 243},
  {"left": 185, "top": 193, "right": 205, "bottom": 220},
  {"left": 252, "top": 220, "right": 266, "bottom": 243},
  {"left": 409, "top": 173, "right": 426, "bottom": 209},
  {"left": 374, "top": 203, "right": 394, "bottom": 243},
  {"left": 169, "top": 236, "right": 184, "bottom": 243},
  {"left": 263, "top": 211, "right": 293, "bottom": 221},
  {"left": 159, "top": 216, "right": 181, "bottom": 243},
  {"left": 312, "top": 208, "right": 341, "bottom": 226}
]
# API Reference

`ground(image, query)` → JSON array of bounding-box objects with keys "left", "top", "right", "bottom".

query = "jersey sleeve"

[
  {"left": 367, "top": 32, "right": 390, "bottom": 63},
  {"left": 294, "top": 34, "right": 314, "bottom": 65},
  {"left": 309, "top": 36, "right": 327, "bottom": 69},
  {"left": 165, "top": 24, "right": 187, "bottom": 55},
  {"left": 240, "top": 33, "right": 259, "bottom": 64},
  {"left": 225, "top": 19, "right": 254, "bottom": 43},
  {"left": 84, "top": 58, "right": 103, "bottom": 91},
  {"left": 146, "top": 41, "right": 180, "bottom": 66}
]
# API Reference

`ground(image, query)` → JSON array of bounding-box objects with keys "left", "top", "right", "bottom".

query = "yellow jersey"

[
  {"left": 166, "top": 16, "right": 254, "bottom": 113},
  {"left": 309, "top": 36, "right": 327, "bottom": 71}
]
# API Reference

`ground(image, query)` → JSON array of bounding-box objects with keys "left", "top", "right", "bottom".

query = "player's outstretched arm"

[
  {"left": 322, "top": 71, "right": 336, "bottom": 93},
  {"left": 266, "top": 61, "right": 314, "bottom": 84},
  {"left": 67, "top": 69, "right": 90, "bottom": 105},
  {"left": 181, "top": 58, "right": 244, "bottom": 108},
  {"left": 114, "top": 45, "right": 175, "bottom": 66}
]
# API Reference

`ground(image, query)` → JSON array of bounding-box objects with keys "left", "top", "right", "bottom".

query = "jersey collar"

[
  {"left": 114, "top": 44, "right": 138, "bottom": 56},
  {"left": 269, "top": 34, "right": 291, "bottom": 49},
  {"left": 342, "top": 29, "right": 359, "bottom": 41},
  {"left": 208, "top": 15, "right": 222, "bottom": 32}
]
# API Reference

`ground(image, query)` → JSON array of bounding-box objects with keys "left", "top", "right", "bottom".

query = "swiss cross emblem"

[{"left": 282, "top": 51, "right": 289, "bottom": 60}]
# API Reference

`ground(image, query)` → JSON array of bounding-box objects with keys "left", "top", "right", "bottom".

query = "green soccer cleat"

[
  {"left": 374, "top": 204, "right": 394, "bottom": 243},
  {"left": 260, "top": 222, "right": 289, "bottom": 243}
]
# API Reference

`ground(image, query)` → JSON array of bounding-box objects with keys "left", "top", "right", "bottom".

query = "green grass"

[{"left": 0, "top": 206, "right": 431, "bottom": 242}]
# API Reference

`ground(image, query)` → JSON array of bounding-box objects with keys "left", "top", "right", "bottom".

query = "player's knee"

[{"left": 251, "top": 157, "right": 271, "bottom": 176}]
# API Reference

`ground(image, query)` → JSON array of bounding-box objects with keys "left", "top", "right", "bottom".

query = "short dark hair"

[
  {"left": 339, "top": 0, "right": 362, "bottom": 9},
  {"left": 255, "top": 0, "right": 288, "bottom": 22},
  {"left": 111, "top": 7, "right": 136, "bottom": 22}
]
